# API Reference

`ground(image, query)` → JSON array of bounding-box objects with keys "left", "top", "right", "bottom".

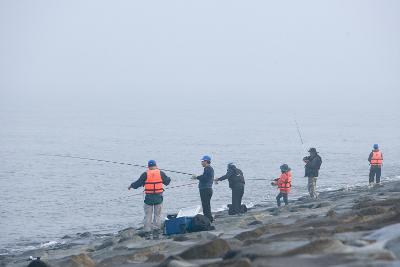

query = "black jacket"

[
  {"left": 131, "top": 170, "right": 171, "bottom": 205},
  {"left": 217, "top": 165, "right": 245, "bottom": 189},
  {"left": 197, "top": 165, "right": 214, "bottom": 189},
  {"left": 304, "top": 154, "right": 322, "bottom": 178}
]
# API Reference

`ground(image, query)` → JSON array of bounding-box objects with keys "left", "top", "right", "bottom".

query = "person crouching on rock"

[
  {"left": 271, "top": 164, "right": 292, "bottom": 207},
  {"left": 128, "top": 160, "right": 171, "bottom": 240},
  {"left": 214, "top": 163, "right": 245, "bottom": 215}
]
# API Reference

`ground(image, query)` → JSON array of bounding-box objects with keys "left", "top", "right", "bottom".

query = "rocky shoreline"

[{"left": 2, "top": 180, "right": 400, "bottom": 267}]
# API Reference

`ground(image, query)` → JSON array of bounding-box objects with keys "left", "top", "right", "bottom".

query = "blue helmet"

[
  {"left": 148, "top": 160, "right": 157, "bottom": 167},
  {"left": 201, "top": 155, "right": 211, "bottom": 162},
  {"left": 280, "top": 164, "right": 290, "bottom": 172},
  {"left": 373, "top": 144, "right": 379, "bottom": 149}
]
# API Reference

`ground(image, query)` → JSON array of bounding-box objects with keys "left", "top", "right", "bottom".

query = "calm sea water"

[{"left": 1, "top": 104, "right": 399, "bottom": 254}]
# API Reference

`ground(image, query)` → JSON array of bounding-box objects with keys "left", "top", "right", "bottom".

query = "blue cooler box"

[{"left": 164, "top": 217, "right": 193, "bottom": 235}]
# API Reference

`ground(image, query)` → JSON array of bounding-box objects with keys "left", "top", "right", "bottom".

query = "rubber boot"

[
  {"left": 152, "top": 229, "right": 160, "bottom": 240},
  {"left": 144, "top": 232, "right": 151, "bottom": 240}
]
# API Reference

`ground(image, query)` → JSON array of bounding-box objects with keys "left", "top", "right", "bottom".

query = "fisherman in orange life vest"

[
  {"left": 128, "top": 160, "right": 171, "bottom": 240},
  {"left": 271, "top": 164, "right": 292, "bottom": 207},
  {"left": 368, "top": 144, "right": 383, "bottom": 186}
]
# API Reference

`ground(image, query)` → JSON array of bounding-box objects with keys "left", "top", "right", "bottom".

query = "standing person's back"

[
  {"left": 368, "top": 144, "right": 383, "bottom": 186},
  {"left": 215, "top": 163, "right": 245, "bottom": 215},
  {"left": 128, "top": 160, "right": 171, "bottom": 240}
]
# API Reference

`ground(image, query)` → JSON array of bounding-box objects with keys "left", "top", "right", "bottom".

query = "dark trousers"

[
  {"left": 276, "top": 192, "right": 288, "bottom": 207},
  {"left": 231, "top": 185, "right": 244, "bottom": 215},
  {"left": 200, "top": 188, "right": 213, "bottom": 222},
  {"left": 369, "top": 166, "right": 382, "bottom": 183}
]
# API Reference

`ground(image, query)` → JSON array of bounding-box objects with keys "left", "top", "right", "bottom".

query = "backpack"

[{"left": 190, "top": 214, "right": 214, "bottom": 232}]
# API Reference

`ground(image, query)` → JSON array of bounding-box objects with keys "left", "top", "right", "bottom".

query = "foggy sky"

[{"left": 0, "top": 1, "right": 399, "bottom": 111}]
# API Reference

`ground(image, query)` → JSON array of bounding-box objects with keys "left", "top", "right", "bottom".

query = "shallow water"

[{"left": 1, "top": 104, "right": 399, "bottom": 254}]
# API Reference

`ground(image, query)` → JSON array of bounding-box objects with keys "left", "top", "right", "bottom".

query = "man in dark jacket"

[
  {"left": 215, "top": 163, "right": 245, "bottom": 215},
  {"left": 192, "top": 155, "right": 214, "bottom": 222},
  {"left": 303, "top": 148, "right": 322, "bottom": 198},
  {"left": 128, "top": 160, "right": 171, "bottom": 239}
]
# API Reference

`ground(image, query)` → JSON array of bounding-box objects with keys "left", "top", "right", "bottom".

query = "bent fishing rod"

[{"left": 38, "top": 154, "right": 196, "bottom": 176}]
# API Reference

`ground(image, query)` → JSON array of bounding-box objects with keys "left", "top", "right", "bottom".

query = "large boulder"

[
  {"left": 56, "top": 254, "right": 95, "bottom": 267},
  {"left": 282, "top": 239, "right": 349, "bottom": 256},
  {"left": 178, "top": 239, "right": 231, "bottom": 260},
  {"left": 199, "top": 257, "right": 251, "bottom": 267},
  {"left": 234, "top": 225, "right": 270, "bottom": 241}
]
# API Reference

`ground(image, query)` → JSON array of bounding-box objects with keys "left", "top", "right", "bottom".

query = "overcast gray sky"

[{"left": 0, "top": 0, "right": 399, "bottom": 111}]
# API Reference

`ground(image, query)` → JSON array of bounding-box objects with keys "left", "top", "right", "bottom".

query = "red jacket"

[{"left": 277, "top": 171, "right": 292, "bottom": 193}]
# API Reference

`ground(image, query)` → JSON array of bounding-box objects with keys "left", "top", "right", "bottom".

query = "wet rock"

[
  {"left": 167, "top": 260, "right": 198, "bottom": 267},
  {"left": 234, "top": 225, "right": 269, "bottom": 241},
  {"left": 283, "top": 239, "right": 348, "bottom": 255},
  {"left": 178, "top": 239, "right": 230, "bottom": 260},
  {"left": 78, "top": 232, "right": 92, "bottom": 238},
  {"left": 62, "top": 235, "right": 72, "bottom": 239},
  {"left": 239, "top": 241, "right": 310, "bottom": 259},
  {"left": 118, "top": 227, "right": 138, "bottom": 242},
  {"left": 326, "top": 209, "right": 337, "bottom": 218},
  {"left": 173, "top": 235, "right": 191, "bottom": 242},
  {"left": 56, "top": 253, "right": 95, "bottom": 267},
  {"left": 199, "top": 257, "right": 251, "bottom": 267},
  {"left": 312, "top": 202, "right": 331, "bottom": 209},
  {"left": 385, "top": 237, "right": 400, "bottom": 259},
  {"left": 356, "top": 206, "right": 387, "bottom": 216},
  {"left": 94, "top": 239, "right": 114, "bottom": 251},
  {"left": 364, "top": 223, "right": 400, "bottom": 242},
  {"left": 158, "top": 256, "right": 197, "bottom": 267},
  {"left": 247, "top": 220, "right": 262, "bottom": 226},
  {"left": 252, "top": 254, "right": 356, "bottom": 267},
  {"left": 146, "top": 253, "right": 166, "bottom": 263}
]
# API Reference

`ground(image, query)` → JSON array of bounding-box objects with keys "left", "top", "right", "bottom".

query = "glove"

[{"left": 191, "top": 175, "right": 197, "bottom": 180}]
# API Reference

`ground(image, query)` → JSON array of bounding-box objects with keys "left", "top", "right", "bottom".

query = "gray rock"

[
  {"left": 94, "top": 239, "right": 115, "bottom": 251},
  {"left": 247, "top": 220, "right": 262, "bottom": 226},
  {"left": 283, "top": 239, "right": 349, "bottom": 255},
  {"left": 385, "top": 237, "right": 400, "bottom": 259},
  {"left": 199, "top": 257, "right": 251, "bottom": 267},
  {"left": 234, "top": 225, "right": 269, "bottom": 241},
  {"left": 179, "top": 239, "right": 231, "bottom": 260},
  {"left": 55, "top": 253, "right": 95, "bottom": 267}
]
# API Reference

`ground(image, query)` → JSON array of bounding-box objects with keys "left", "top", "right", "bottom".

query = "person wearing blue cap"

[
  {"left": 128, "top": 160, "right": 171, "bottom": 239},
  {"left": 368, "top": 144, "right": 383, "bottom": 186},
  {"left": 192, "top": 155, "right": 214, "bottom": 222}
]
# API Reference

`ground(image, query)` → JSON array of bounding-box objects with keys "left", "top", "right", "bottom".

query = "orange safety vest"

[
  {"left": 144, "top": 169, "right": 164, "bottom": 194},
  {"left": 277, "top": 171, "right": 292, "bottom": 193},
  {"left": 370, "top": 151, "right": 383, "bottom": 166}
]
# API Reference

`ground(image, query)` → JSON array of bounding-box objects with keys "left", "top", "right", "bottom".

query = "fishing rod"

[
  {"left": 126, "top": 182, "right": 199, "bottom": 197},
  {"left": 294, "top": 119, "right": 304, "bottom": 145},
  {"left": 38, "top": 154, "right": 196, "bottom": 176}
]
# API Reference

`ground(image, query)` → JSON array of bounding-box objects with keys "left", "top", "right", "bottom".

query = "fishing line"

[{"left": 38, "top": 154, "right": 196, "bottom": 176}]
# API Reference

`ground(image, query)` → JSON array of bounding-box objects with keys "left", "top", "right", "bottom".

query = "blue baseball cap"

[
  {"left": 201, "top": 155, "right": 211, "bottom": 161},
  {"left": 148, "top": 160, "right": 157, "bottom": 167},
  {"left": 373, "top": 144, "right": 379, "bottom": 149}
]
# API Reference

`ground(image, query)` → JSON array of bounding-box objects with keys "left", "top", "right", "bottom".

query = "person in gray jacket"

[{"left": 215, "top": 163, "right": 245, "bottom": 215}]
